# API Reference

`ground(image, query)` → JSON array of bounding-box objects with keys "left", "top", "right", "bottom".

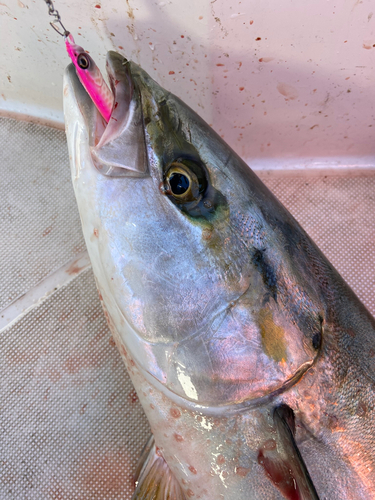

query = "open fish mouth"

[{"left": 64, "top": 51, "right": 148, "bottom": 178}]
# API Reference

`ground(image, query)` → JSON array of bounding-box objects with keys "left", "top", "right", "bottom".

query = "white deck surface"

[{"left": 1, "top": 117, "right": 374, "bottom": 499}]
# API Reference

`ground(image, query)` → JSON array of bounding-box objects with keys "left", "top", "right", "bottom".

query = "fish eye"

[
  {"left": 77, "top": 53, "right": 90, "bottom": 70},
  {"left": 165, "top": 162, "right": 200, "bottom": 202},
  {"left": 169, "top": 172, "right": 190, "bottom": 195}
]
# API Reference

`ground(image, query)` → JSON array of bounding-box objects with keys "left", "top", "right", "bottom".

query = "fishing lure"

[{"left": 44, "top": 0, "right": 114, "bottom": 123}]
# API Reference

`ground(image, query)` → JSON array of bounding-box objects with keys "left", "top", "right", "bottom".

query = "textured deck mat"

[
  {"left": 1, "top": 116, "right": 374, "bottom": 499},
  {"left": 0, "top": 117, "right": 85, "bottom": 310},
  {"left": 0, "top": 269, "right": 150, "bottom": 500}
]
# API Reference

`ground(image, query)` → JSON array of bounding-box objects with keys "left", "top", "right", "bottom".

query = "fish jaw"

[{"left": 63, "top": 62, "right": 166, "bottom": 384}]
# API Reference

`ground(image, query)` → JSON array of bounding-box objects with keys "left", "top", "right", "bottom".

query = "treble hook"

[{"left": 43, "top": 0, "right": 70, "bottom": 37}]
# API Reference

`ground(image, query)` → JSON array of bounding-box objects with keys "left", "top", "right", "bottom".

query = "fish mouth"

[{"left": 64, "top": 51, "right": 148, "bottom": 177}]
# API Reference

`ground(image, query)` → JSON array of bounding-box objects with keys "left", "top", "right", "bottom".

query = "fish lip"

[
  {"left": 64, "top": 52, "right": 148, "bottom": 176},
  {"left": 105, "top": 50, "right": 132, "bottom": 94},
  {"left": 64, "top": 51, "right": 136, "bottom": 140}
]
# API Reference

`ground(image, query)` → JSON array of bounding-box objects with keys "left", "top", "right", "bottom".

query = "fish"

[{"left": 63, "top": 50, "right": 375, "bottom": 499}]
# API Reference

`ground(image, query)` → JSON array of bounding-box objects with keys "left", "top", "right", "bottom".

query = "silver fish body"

[{"left": 63, "top": 52, "right": 375, "bottom": 499}]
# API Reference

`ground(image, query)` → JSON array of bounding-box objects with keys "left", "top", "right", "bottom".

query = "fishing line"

[{"left": 42, "top": 0, "right": 114, "bottom": 123}]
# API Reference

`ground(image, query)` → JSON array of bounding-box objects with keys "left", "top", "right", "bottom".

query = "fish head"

[{"left": 64, "top": 52, "right": 323, "bottom": 412}]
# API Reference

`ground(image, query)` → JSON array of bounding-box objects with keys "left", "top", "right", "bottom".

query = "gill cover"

[{"left": 91, "top": 52, "right": 148, "bottom": 177}]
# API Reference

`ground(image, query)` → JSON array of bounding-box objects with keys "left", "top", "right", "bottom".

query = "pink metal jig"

[{"left": 65, "top": 34, "right": 114, "bottom": 123}]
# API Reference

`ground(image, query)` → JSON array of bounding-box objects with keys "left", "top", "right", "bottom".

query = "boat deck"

[{"left": 1, "top": 117, "right": 374, "bottom": 499}]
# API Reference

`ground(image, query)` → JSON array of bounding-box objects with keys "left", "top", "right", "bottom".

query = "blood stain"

[
  {"left": 128, "top": 389, "right": 138, "bottom": 404},
  {"left": 258, "top": 449, "right": 301, "bottom": 500}
]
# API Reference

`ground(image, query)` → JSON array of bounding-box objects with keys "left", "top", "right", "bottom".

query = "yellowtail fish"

[{"left": 63, "top": 51, "right": 375, "bottom": 500}]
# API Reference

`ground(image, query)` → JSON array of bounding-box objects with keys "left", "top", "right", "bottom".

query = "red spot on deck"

[
  {"left": 93, "top": 228, "right": 99, "bottom": 237},
  {"left": 250, "top": 20, "right": 254, "bottom": 24},
  {"left": 255, "top": 37, "right": 261, "bottom": 41},
  {"left": 181, "top": 35, "right": 185, "bottom": 38},
  {"left": 95, "top": 4, "right": 101, "bottom": 8},
  {"left": 169, "top": 71, "right": 175, "bottom": 75},
  {"left": 118, "top": 46, "right": 124, "bottom": 50},
  {"left": 189, "top": 465, "right": 197, "bottom": 474},
  {"left": 174, "top": 433, "right": 184, "bottom": 442},
  {"left": 67, "top": 261, "right": 85, "bottom": 275},
  {"left": 216, "top": 63, "right": 224, "bottom": 66},
  {"left": 128, "top": 389, "right": 138, "bottom": 404},
  {"left": 239, "top": 87, "right": 245, "bottom": 91}
]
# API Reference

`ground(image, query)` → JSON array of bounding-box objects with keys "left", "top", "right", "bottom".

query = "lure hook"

[{"left": 43, "top": 0, "right": 69, "bottom": 37}]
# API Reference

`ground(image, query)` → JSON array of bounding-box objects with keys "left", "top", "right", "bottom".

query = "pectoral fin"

[
  {"left": 133, "top": 435, "right": 186, "bottom": 500},
  {"left": 258, "top": 404, "right": 320, "bottom": 500}
]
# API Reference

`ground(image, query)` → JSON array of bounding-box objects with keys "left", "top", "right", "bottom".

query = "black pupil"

[
  {"left": 169, "top": 173, "right": 189, "bottom": 195},
  {"left": 78, "top": 55, "right": 89, "bottom": 69}
]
